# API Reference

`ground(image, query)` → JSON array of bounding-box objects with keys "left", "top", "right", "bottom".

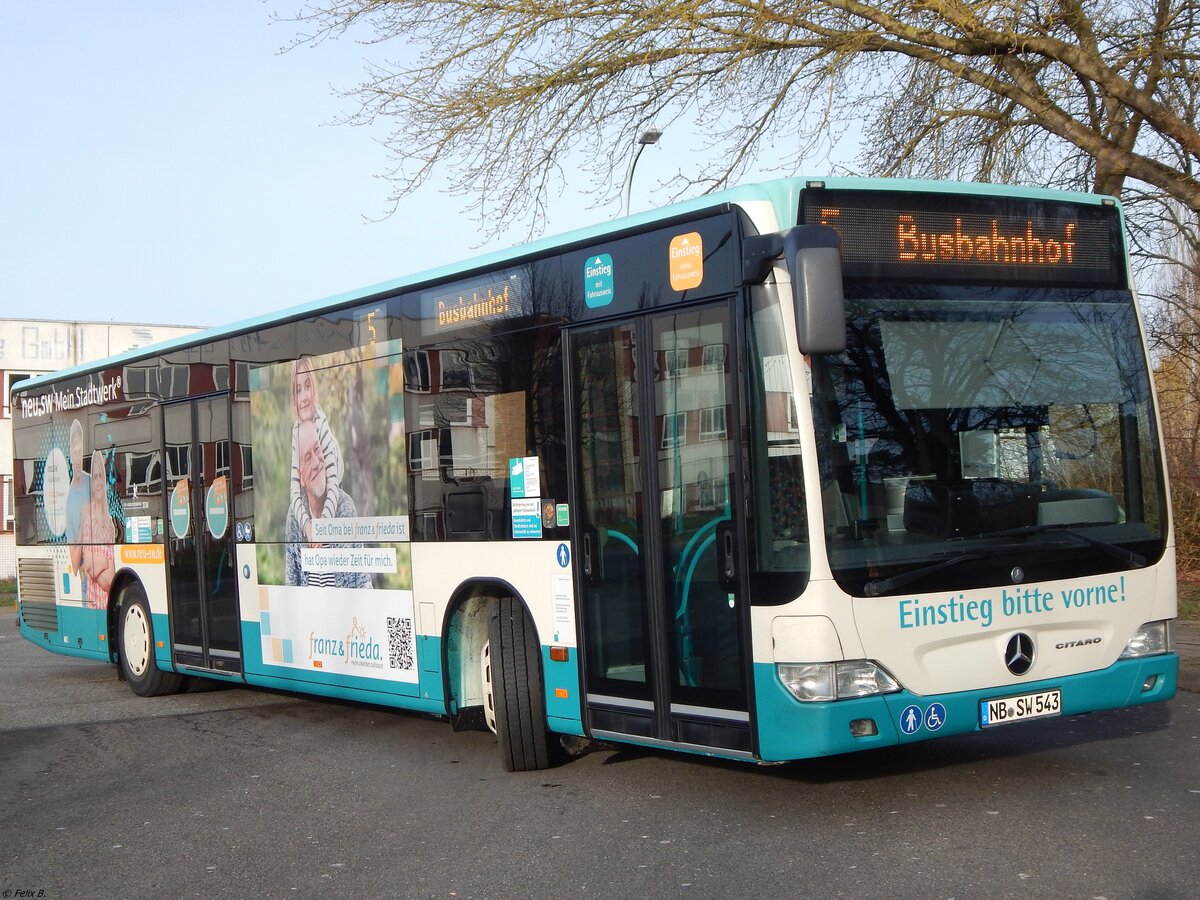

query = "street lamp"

[{"left": 619, "top": 127, "right": 662, "bottom": 217}]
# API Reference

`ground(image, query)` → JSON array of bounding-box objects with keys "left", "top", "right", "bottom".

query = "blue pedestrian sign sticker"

[
  {"left": 556, "top": 543, "right": 571, "bottom": 568},
  {"left": 584, "top": 254, "right": 614, "bottom": 308}
]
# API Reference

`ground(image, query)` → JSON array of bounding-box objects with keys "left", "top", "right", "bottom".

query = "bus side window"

[
  {"left": 403, "top": 323, "right": 566, "bottom": 541},
  {"left": 748, "top": 287, "right": 810, "bottom": 602}
]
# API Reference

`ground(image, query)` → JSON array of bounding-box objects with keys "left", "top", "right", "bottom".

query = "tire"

[
  {"left": 488, "top": 597, "right": 552, "bottom": 771},
  {"left": 118, "top": 584, "right": 183, "bottom": 697}
]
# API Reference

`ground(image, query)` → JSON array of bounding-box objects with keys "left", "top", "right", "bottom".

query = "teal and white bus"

[{"left": 11, "top": 178, "right": 1176, "bottom": 771}]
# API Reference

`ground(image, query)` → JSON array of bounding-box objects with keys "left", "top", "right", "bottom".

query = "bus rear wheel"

[
  {"left": 118, "top": 584, "right": 182, "bottom": 697},
  {"left": 488, "top": 597, "right": 552, "bottom": 771}
]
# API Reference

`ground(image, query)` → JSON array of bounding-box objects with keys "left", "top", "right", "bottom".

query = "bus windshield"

[{"left": 811, "top": 285, "right": 1167, "bottom": 597}]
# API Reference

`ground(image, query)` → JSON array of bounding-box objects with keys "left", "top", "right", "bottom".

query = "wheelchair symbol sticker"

[{"left": 924, "top": 703, "right": 947, "bottom": 731}]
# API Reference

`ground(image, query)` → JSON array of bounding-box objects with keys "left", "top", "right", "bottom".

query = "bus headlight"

[
  {"left": 1119, "top": 621, "right": 1170, "bottom": 659},
  {"left": 778, "top": 660, "right": 901, "bottom": 702}
]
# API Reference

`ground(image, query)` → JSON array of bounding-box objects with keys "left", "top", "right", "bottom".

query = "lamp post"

[{"left": 619, "top": 127, "right": 662, "bottom": 217}]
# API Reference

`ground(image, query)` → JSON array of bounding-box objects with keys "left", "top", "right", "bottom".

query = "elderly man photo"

[{"left": 285, "top": 418, "right": 372, "bottom": 589}]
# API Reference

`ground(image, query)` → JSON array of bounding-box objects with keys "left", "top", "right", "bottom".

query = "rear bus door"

[{"left": 163, "top": 395, "right": 242, "bottom": 674}]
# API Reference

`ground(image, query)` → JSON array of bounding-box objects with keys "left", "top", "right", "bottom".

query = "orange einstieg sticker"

[{"left": 669, "top": 232, "right": 704, "bottom": 291}]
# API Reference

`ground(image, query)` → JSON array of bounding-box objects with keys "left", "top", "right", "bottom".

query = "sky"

[{"left": 1, "top": 2, "right": 736, "bottom": 331}]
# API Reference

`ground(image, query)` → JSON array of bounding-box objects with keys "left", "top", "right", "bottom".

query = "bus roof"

[{"left": 12, "top": 176, "right": 1121, "bottom": 394}]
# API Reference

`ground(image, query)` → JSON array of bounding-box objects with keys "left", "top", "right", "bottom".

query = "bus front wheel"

[
  {"left": 118, "top": 585, "right": 182, "bottom": 697},
  {"left": 488, "top": 597, "right": 552, "bottom": 771}
]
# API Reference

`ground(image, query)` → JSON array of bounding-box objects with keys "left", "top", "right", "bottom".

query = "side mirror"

[
  {"left": 786, "top": 225, "right": 845, "bottom": 355},
  {"left": 743, "top": 225, "right": 846, "bottom": 355}
]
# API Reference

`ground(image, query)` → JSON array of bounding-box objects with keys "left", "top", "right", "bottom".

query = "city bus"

[{"left": 10, "top": 177, "right": 1176, "bottom": 771}]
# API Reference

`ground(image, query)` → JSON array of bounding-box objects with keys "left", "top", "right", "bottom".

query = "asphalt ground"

[
  {"left": 4, "top": 610, "right": 1200, "bottom": 900},
  {"left": 1175, "top": 619, "right": 1200, "bottom": 692}
]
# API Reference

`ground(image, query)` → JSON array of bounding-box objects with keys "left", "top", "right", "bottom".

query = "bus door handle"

[
  {"left": 581, "top": 527, "right": 597, "bottom": 583},
  {"left": 717, "top": 522, "right": 737, "bottom": 589}
]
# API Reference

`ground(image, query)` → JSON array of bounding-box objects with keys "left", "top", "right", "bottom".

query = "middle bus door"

[
  {"left": 163, "top": 395, "right": 242, "bottom": 675},
  {"left": 568, "top": 300, "right": 752, "bottom": 755}
]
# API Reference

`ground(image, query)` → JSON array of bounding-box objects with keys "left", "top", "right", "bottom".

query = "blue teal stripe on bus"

[
  {"left": 20, "top": 611, "right": 584, "bottom": 734},
  {"left": 752, "top": 654, "right": 1177, "bottom": 761},
  {"left": 543, "top": 647, "right": 585, "bottom": 736},
  {"left": 17, "top": 605, "right": 182, "bottom": 669},
  {"left": 19, "top": 605, "right": 110, "bottom": 661},
  {"left": 240, "top": 620, "right": 444, "bottom": 710},
  {"left": 239, "top": 623, "right": 583, "bottom": 732},
  {"left": 14, "top": 177, "right": 1123, "bottom": 394},
  {"left": 19, "top": 620, "right": 106, "bottom": 662},
  {"left": 237, "top": 622, "right": 579, "bottom": 730},
  {"left": 417, "top": 634, "right": 443, "bottom": 703},
  {"left": 150, "top": 612, "right": 175, "bottom": 670}
]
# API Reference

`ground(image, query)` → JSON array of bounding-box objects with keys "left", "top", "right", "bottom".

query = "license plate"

[{"left": 980, "top": 689, "right": 1062, "bottom": 727}]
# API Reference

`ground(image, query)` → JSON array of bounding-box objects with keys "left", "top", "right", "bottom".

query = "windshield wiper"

[
  {"left": 948, "top": 522, "right": 1147, "bottom": 568},
  {"left": 863, "top": 522, "right": 1146, "bottom": 597},
  {"left": 864, "top": 551, "right": 989, "bottom": 596}
]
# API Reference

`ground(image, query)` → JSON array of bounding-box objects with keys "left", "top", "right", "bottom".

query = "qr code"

[{"left": 388, "top": 616, "right": 415, "bottom": 671}]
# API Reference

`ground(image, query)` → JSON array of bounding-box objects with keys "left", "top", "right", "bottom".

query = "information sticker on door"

[
  {"left": 669, "top": 232, "right": 704, "bottom": 291},
  {"left": 584, "top": 253, "right": 615, "bottom": 308},
  {"left": 170, "top": 478, "right": 191, "bottom": 539},
  {"left": 206, "top": 475, "right": 230, "bottom": 539},
  {"left": 511, "top": 498, "right": 543, "bottom": 539}
]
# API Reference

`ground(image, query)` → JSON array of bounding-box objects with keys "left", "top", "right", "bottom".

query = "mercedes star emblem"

[{"left": 1005, "top": 632, "right": 1035, "bottom": 676}]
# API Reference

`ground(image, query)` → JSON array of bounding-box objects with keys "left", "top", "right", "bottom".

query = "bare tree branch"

[{"left": 278, "top": 0, "right": 1200, "bottom": 246}]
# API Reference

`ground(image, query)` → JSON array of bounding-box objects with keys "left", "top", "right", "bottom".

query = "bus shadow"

[
  {"left": 164, "top": 677, "right": 1177, "bottom": 781},
  {"left": 575, "top": 700, "right": 1175, "bottom": 782}
]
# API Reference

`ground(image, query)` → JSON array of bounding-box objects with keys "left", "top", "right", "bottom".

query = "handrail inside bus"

[
  {"left": 675, "top": 516, "right": 725, "bottom": 595},
  {"left": 605, "top": 529, "right": 639, "bottom": 555},
  {"left": 677, "top": 532, "right": 718, "bottom": 623},
  {"left": 676, "top": 531, "right": 719, "bottom": 688}
]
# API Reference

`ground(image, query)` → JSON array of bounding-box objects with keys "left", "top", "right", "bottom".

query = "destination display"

[
  {"left": 800, "top": 187, "right": 1125, "bottom": 287},
  {"left": 421, "top": 269, "right": 528, "bottom": 333}
]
